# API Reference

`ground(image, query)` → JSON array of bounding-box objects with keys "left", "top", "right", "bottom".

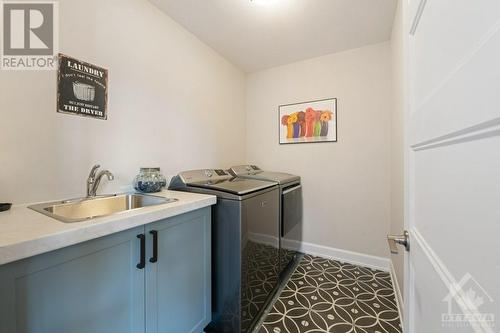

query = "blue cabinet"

[
  {"left": 145, "top": 208, "right": 211, "bottom": 333},
  {"left": 0, "top": 207, "right": 211, "bottom": 333},
  {"left": 0, "top": 226, "right": 145, "bottom": 333}
]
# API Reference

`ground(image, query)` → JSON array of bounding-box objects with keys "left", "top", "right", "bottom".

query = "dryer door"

[
  {"left": 281, "top": 184, "right": 303, "bottom": 272},
  {"left": 282, "top": 184, "right": 302, "bottom": 237}
]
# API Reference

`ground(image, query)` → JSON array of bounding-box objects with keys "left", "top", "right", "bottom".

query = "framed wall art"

[
  {"left": 57, "top": 54, "right": 108, "bottom": 120},
  {"left": 279, "top": 98, "right": 337, "bottom": 144}
]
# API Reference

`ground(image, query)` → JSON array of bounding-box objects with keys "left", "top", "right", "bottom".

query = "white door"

[{"left": 402, "top": 0, "right": 500, "bottom": 332}]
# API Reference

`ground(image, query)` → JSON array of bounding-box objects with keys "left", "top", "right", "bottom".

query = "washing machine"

[{"left": 169, "top": 169, "right": 280, "bottom": 333}]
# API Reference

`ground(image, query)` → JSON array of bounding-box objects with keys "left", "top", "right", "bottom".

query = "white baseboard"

[
  {"left": 390, "top": 260, "right": 404, "bottom": 325},
  {"left": 248, "top": 232, "right": 390, "bottom": 272},
  {"left": 290, "top": 239, "right": 391, "bottom": 272}
]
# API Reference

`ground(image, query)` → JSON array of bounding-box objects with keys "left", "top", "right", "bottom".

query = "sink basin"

[{"left": 29, "top": 194, "right": 177, "bottom": 223}]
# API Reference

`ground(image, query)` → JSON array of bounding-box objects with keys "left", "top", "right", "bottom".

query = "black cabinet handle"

[
  {"left": 137, "top": 234, "right": 146, "bottom": 269},
  {"left": 149, "top": 230, "right": 158, "bottom": 263}
]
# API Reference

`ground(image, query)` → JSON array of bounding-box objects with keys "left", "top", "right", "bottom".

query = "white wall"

[
  {"left": 390, "top": 0, "right": 405, "bottom": 295},
  {"left": 0, "top": 0, "right": 246, "bottom": 205},
  {"left": 246, "top": 43, "right": 392, "bottom": 259}
]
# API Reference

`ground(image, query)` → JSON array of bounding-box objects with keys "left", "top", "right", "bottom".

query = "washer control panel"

[{"left": 214, "top": 169, "right": 228, "bottom": 176}]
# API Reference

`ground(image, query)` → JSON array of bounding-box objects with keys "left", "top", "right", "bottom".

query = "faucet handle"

[{"left": 88, "top": 164, "right": 101, "bottom": 180}]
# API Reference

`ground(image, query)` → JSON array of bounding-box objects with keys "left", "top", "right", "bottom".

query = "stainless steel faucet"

[{"left": 87, "top": 164, "right": 114, "bottom": 197}]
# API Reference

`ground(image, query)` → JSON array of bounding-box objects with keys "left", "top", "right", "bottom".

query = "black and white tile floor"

[{"left": 256, "top": 254, "right": 402, "bottom": 333}]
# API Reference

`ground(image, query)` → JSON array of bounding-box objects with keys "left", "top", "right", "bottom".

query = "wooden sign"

[{"left": 57, "top": 54, "right": 108, "bottom": 120}]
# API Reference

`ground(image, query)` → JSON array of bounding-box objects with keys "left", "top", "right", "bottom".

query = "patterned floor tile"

[{"left": 257, "top": 254, "right": 402, "bottom": 333}]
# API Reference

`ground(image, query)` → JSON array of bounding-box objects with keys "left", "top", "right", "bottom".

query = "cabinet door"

[
  {"left": 0, "top": 226, "right": 145, "bottom": 333},
  {"left": 145, "top": 207, "right": 211, "bottom": 333}
]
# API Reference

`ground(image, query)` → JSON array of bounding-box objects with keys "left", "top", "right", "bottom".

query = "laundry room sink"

[{"left": 29, "top": 194, "right": 177, "bottom": 223}]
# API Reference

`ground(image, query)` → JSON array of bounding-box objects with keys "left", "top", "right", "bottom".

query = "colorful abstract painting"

[{"left": 279, "top": 98, "right": 337, "bottom": 144}]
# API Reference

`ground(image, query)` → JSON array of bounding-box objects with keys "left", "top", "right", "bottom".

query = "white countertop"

[{"left": 0, "top": 190, "right": 216, "bottom": 266}]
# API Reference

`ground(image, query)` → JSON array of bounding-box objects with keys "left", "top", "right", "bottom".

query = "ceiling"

[{"left": 150, "top": 0, "right": 397, "bottom": 72}]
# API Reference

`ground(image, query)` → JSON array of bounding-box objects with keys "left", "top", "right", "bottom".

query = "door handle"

[
  {"left": 387, "top": 231, "right": 410, "bottom": 254},
  {"left": 137, "top": 234, "right": 146, "bottom": 269},
  {"left": 149, "top": 230, "right": 158, "bottom": 263}
]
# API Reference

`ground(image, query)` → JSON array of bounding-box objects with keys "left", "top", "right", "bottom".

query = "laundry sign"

[{"left": 57, "top": 54, "right": 108, "bottom": 120}]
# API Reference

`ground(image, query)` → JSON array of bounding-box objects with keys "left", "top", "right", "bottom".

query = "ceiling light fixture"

[{"left": 250, "top": 0, "right": 274, "bottom": 5}]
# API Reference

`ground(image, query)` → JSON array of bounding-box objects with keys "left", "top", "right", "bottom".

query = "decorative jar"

[{"left": 133, "top": 168, "right": 167, "bottom": 193}]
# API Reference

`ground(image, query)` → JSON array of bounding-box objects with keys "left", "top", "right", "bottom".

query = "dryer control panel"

[
  {"left": 178, "top": 169, "right": 232, "bottom": 184},
  {"left": 229, "top": 165, "right": 261, "bottom": 176}
]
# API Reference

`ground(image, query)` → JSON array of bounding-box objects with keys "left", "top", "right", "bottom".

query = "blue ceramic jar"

[{"left": 133, "top": 168, "right": 167, "bottom": 193}]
